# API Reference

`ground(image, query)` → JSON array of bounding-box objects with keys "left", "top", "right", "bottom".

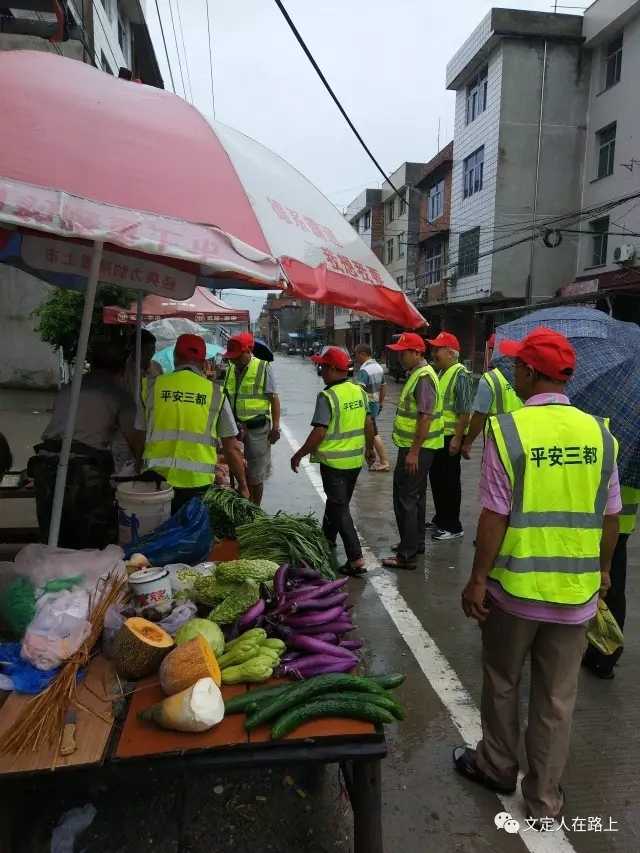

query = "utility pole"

[{"left": 359, "top": 317, "right": 364, "bottom": 346}]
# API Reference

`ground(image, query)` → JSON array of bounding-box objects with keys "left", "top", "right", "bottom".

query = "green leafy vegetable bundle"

[
  {"left": 202, "top": 486, "right": 266, "bottom": 540},
  {"left": 236, "top": 512, "right": 334, "bottom": 579}
]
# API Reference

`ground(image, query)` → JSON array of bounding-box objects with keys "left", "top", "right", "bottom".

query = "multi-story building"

[
  {"left": 0, "top": 1, "right": 162, "bottom": 389},
  {"left": 445, "top": 9, "right": 589, "bottom": 366}
]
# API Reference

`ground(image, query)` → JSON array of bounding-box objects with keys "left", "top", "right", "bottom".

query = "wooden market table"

[{"left": 0, "top": 541, "right": 387, "bottom": 853}]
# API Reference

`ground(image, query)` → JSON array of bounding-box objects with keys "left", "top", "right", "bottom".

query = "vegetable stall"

[{"left": 0, "top": 489, "right": 406, "bottom": 853}]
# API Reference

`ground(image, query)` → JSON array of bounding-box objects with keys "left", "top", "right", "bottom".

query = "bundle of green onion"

[
  {"left": 236, "top": 512, "right": 335, "bottom": 579},
  {"left": 202, "top": 486, "right": 267, "bottom": 540}
]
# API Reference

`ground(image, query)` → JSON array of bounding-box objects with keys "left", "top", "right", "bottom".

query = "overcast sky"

[{"left": 146, "top": 0, "right": 574, "bottom": 318}]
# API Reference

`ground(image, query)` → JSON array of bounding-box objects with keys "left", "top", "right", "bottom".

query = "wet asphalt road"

[{"left": 11, "top": 356, "right": 640, "bottom": 853}]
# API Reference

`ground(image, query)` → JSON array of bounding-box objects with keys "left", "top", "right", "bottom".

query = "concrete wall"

[
  {"left": 579, "top": 7, "right": 640, "bottom": 275},
  {"left": 492, "top": 38, "right": 590, "bottom": 300},
  {"left": 0, "top": 268, "right": 60, "bottom": 389}
]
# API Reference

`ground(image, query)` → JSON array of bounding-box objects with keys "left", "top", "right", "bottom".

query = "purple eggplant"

[
  {"left": 284, "top": 577, "right": 349, "bottom": 605},
  {"left": 290, "top": 592, "right": 349, "bottom": 613},
  {"left": 277, "top": 652, "right": 357, "bottom": 677},
  {"left": 287, "top": 634, "right": 357, "bottom": 660},
  {"left": 270, "top": 597, "right": 292, "bottom": 618},
  {"left": 259, "top": 582, "right": 274, "bottom": 607},
  {"left": 281, "top": 605, "right": 346, "bottom": 629},
  {"left": 304, "top": 621, "right": 355, "bottom": 636},
  {"left": 285, "top": 631, "right": 337, "bottom": 648},
  {"left": 284, "top": 585, "right": 319, "bottom": 598},
  {"left": 273, "top": 563, "right": 290, "bottom": 598},
  {"left": 340, "top": 639, "right": 363, "bottom": 651},
  {"left": 291, "top": 565, "right": 322, "bottom": 580},
  {"left": 280, "top": 650, "right": 305, "bottom": 663},
  {"left": 238, "top": 598, "right": 266, "bottom": 629}
]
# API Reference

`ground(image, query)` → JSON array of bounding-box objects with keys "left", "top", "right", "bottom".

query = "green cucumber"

[
  {"left": 312, "top": 691, "right": 405, "bottom": 721},
  {"left": 369, "top": 673, "right": 406, "bottom": 690},
  {"left": 224, "top": 682, "right": 295, "bottom": 714},
  {"left": 244, "top": 674, "right": 384, "bottom": 730},
  {"left": 271, "top": 698, "right": 395, "bottom": 740}
]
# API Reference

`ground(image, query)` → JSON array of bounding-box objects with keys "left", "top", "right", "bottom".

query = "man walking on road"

[
  {"left": 354, "top": 343, "right": 389, "bottom": 472},
  {"left": 461, "top": 333, "right": 522, "bottom": 460},
  {"left": 291, "top": 347, "right": 375, "bottom": 577},
  {"left": 454, "top": 327, "right": 620, "bottom": 826},
  {"left": 224, "top": 332, "right": 281, "bottom": 507},
  {"left": 426, "top": 332, "right": 472, "bottom": 541},
  {"left": 381, "top": 333, "right": 443, "bottom": 570},
  {"left": 135, "top": 334, "right": 248, "bottom": 512},
  {"left": 582, "top": 482, "right": 638, "bottom": 679}
]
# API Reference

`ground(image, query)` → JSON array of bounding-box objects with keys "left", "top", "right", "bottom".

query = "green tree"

[{"left": 31, "top": 285, "right": 139, "bottom": 363}]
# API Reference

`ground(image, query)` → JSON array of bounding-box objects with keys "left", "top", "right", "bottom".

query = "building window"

[
  {"left": 363, "top": 210, "right": 371, "bottom": 230},
  {"left": 117, "top": 3, "right": 128, "bottom": 58},
  {"left": 459, "top": 227, "right": 480, "bottom": 277},
  {"left": 100, "top": 50, "right": 113, "bottom": 75},
  {"left": 466, "top": 66, "right": 488, "bottom": 124},
  {"left": 352, "top": 217, "right": 360, "bottom": 234},
  {"left": 396, "top": 275, "right": 404, "bottom": 288},
  {"left": 425, "top": 244, "right": 442, "bottom": 285},
  {"left": 605, "top": 35, "right": 623, "bottom": 89},
  {"left": 463, "top": 147, "right": 484, "bottom": 198},
  {"left": 397, "top": 232, "right": 405, "bottom": 259},
  {"left": 597, "top": 123, "right": 616, "bottom": 178},
  {"left": 386, "top": 200, "right": 394, "bottom": 223},
  {"left": 398, "top": 193, "right": 407, "bottom": 216},
  {"left": 591, "top": 217, "right": 609, "bottom": 266},
  {"left": 386, "top": 238, "right": 394, "bottom": 264},
  {"left": 428, "top": 180, "right": 445, "bottom": 221}
]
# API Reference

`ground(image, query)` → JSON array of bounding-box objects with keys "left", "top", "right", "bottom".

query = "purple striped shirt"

[{"left": 479, "top": 393, "right": 621, "bottom": 624}]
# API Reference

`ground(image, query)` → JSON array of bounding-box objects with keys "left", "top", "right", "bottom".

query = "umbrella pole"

[
  {"left": 47, "top": 240, "right": 104, "bottom": 547},
  {"left": 134, "top": 291, "right": 143, "bottom": 404}
]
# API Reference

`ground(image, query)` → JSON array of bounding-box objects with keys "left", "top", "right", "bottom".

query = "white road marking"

[{"left": 281, "top": 421, "right": 577, "bottom": 853}]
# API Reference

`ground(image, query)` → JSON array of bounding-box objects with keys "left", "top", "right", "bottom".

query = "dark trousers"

[
  {"left": 393, "top": 447, "right": 434, "bottom": 560},
  {"left": 584, "top": 533, "right": 628, "bottom": 675},
  {"left": 172, "top": 485, "right": 209, "bottom": 515},
  {"left": 429, "top": 435, "right": 463, "bottom": 534},
  {"left": 320, "top": 464, "right": 362, "bottom": 563}
]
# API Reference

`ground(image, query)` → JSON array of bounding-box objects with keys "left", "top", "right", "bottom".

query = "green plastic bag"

[{"left": 586, "top": 599, "right": 624, "bottom": 656}]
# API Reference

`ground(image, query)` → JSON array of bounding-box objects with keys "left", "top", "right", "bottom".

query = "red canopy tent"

[{"left": 103, "top": 287, "right": 250, "bottom": 325}]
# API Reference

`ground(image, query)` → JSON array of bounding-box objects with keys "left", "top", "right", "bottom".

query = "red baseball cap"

[
  {"left": 224, "top": 332, "right": 254, "bottom": 359},
  {"left": 487, "top": 333, "right": 496, "bottom": 348},
  {"left": 387, "top": 332, "right": 426, "bottom": 352},
  {"left": 498, "top": 327, "right": 575, "bottom": 381},
  {"left": 311, "top": 347, "right": 351, "bottom": 371},
  {"left": 175, "top": 334, "right": 206, "bottom": 360},
  {"left": 425, "top": 331, "right": 460, "bottom": 350}
]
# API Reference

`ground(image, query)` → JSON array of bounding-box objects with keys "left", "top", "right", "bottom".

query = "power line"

[
  {"left": 175, "top": 0, "right": 193, "bottom": 102},
  {"left": 205, "top": 0, "right": 216, "bottom": 118},
  {"left": 167, "top": 0, "right": 187, "bottom": 99},
  {"left": 153, "top": 0, "right": 176, "bottom": 93}
]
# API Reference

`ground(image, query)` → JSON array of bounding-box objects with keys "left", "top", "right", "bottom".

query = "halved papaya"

[{"left": 112, "top": 617, "right": 174, "bottom": 680}]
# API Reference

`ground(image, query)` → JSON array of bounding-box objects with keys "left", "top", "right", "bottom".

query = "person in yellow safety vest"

[
  {"left": 291, "top": 347, "right": 375, "bottom": 577},
  {"left": 135, "top": 334, "right": 249, "bottom": 513},
  {"left": 462, "top": 333, "right": 523, "bottom": 460},
  {"left": 223, "top": 332, "right": 281, "bottom": 507},
  {"left": 454, "top": 327, "right": 621, "bottom": 828},
  {"left": 379, "top": 333, "right": 443, "bottom": 570},
  {"left": 425, "top": 332, "right": 472, "bottom": 541},
  {"left": 583, "top": 482, "right": 639, "bottom": 679}
]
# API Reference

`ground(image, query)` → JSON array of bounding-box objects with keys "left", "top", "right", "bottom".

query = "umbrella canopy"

[
  {"left": 493, "top": 307, "right": 640, "bottom": 488},
  {"left": 103, "top": 287, "right": 249, "bottom": 325},
  {"left": 154, "top": 342, "right": 224, "bottom": 374},
  {"left": 0, "top": 50, "right": 424, "bottom": 328}
]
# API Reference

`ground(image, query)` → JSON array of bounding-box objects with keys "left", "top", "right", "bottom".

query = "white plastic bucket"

[
  {"left": 116, "top": 480, "right": 174, "bottom": 545},
  {"left": 128, "top": 568, "right": 172, "bottom": 609}
]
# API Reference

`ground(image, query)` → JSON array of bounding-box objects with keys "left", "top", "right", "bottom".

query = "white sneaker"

[{"left": 432, "top": 529, "right": 464, "bottom": 541}]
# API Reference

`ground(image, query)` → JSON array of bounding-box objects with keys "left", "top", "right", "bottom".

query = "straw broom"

[{"left": 0, "top": 570, "right": 128, "bottom": 756}]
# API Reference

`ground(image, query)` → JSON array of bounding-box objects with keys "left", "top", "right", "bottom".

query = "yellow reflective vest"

[
  {"left": 489, "top": 404, "right": 618, "bottom": 606},
  {"left": 485, "top": 367, "right": 522, "bottom": 416},
  {"left": 620, "top": 485, "right": 639, "bottom": 535},
  {"left": 224, "top": 357, "right": 270, "bottom": 422},
  {"left": 141, "top": 369, "right": 225, "bottom": 488},
  {"left": 312, "top": 381, "right": 368, "bottom": 469},
  {"left": 440, "top": 362, "right": 470, "bottom": 436},
  {"left": 392, "top": 364, "right": 444, "bottom": 450}
]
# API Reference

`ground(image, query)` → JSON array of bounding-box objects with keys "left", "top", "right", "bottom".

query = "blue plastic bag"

[
  {"left": 0, "top": 642, "right": 84, "bottom": 694},
  {"left": 122, "top": 498, "right": 212, "bottom": 566}
]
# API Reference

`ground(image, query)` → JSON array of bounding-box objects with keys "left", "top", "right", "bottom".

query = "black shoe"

[
  {"left": 581, "top": 656, "right": 615, "bottom": 680},
  {"left": 452, "top": 747, "right": 516, "bottom": 794}
]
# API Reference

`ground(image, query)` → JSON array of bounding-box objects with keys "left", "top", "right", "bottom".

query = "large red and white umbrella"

[{"left": 0, "top": 50, "right": 424, "bottom": 329}]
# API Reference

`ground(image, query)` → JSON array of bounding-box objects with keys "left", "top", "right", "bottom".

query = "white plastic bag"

[
  {"left": 21, "top": 606, "right": 91, "bottom": 671},
  {"left": 13, "top": 543, "right": 125, "bottom": 595}
]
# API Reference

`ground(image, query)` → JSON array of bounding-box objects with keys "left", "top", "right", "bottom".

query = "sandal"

[
  {"left": 370, "top": 463, "right": 390, "bottom": 472},
  {"left": 452, "top": 747, "right": 516, "bottom": 794},
  {"left": 382, "top": 556, "right": 417, "bottom": 570},
  {"left": 338, "top": 561, "right": 367, "bottom": 577},
  {"left": 391, "top": 543, "right": 425, "bottom": 555}
]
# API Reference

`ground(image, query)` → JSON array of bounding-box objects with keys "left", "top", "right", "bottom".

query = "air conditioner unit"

[{"left": 613, "top": 244, "right": 636, "bottom": 263}]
